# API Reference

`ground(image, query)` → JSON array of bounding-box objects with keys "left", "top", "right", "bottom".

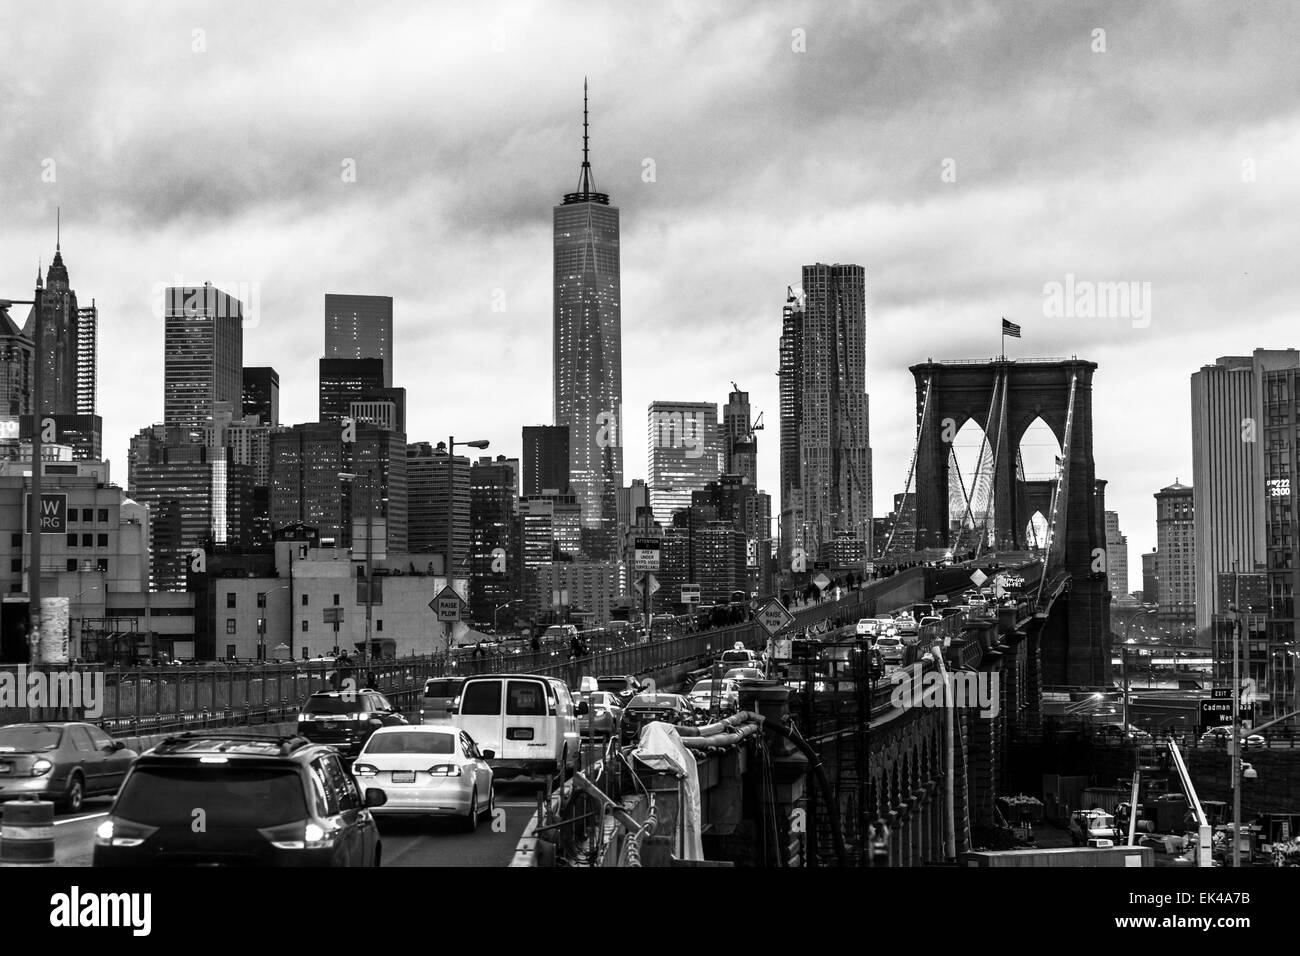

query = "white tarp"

[{"left": 632, "top": 721, "right": 704, "bottom": 861}]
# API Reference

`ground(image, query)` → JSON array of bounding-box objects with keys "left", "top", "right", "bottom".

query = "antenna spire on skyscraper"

[
  {"left": 577, "top": 77, "right": 596, "bottom": 197},
  {"left": 56, "top": 207, "right": 61, "bottom": 252}
]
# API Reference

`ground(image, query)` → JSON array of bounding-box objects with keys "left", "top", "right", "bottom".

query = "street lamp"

[
  {"left": 441, "top": 437, "right": 489, "bottom": 651},
  {"left": 493, "top": 600, "right": 516, "bottom": 635}
]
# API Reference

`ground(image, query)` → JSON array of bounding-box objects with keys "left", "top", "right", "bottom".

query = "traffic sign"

[
  {"left": 970, "top": 569, "right": 988, "bottom": 587},
  {"left": 431, "top": 586, "right": 464, "bottom": 622},
  {"left": 1211, "top": 688, "right": 1231, "bottom": 700},
  {"left": 633, "top": 573, "right": 660, "bottom": 597},
  {"left": 756, "top": 598, "right": 795, "bottom": 635},
  {"left": 813, "top": 573, "right": 831, "bottom": 591},
  {"left": 681, "top": 583, "right": 701, "bottom": 604},
  {"left": 322, "top": 607, "right": 344, "bottom": 625},
  {"left": 1199, "top": 699, "right": 1234, "bottom": 730},
  {"left": 634, "top": 537, "right": 661, "bottom": 572}
]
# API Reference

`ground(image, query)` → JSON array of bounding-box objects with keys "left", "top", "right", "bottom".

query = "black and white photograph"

[{"left": 0, "top": 0, "right": 1294, "bottom": 936}]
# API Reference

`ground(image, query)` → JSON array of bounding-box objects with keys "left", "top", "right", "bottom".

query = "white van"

[{"left": 451, "top": 674, "right": 581, "bottom": 780}]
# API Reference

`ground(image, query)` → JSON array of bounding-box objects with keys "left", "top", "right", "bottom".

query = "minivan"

[
  {"left": 419, "top": 677, "right": 465, "bottom": 725},
  {"left": 449, "top": 674, "right": 581, "bottom": 779}
]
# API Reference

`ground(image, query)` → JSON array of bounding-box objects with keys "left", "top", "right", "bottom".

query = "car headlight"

[{"left": 31, "top": 759, "right": 52, "bottom": 777}]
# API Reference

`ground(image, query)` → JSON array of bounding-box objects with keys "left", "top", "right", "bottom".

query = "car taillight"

[
  {"left": 95, "top": 818, "right": 155, "bottom": 847},
  {"left": 297, "top": 712, "right": 312, "bottom": 722},
  {"left": 427, "top": 764, "right": 462, "bottom": 776},
  {"left": 31, "top": 759, "right": 52, "bottom": 777},
  {"left": 262, "top": 821, "right": 335, "bottom": 850},
  {"left": 353, "top": 763, "right": 378, "bottom": 776}
]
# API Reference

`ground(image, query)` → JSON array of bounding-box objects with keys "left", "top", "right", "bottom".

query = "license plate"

[
  {"left": 507, "top": 727, "right": 534, "bottom": 741},
  {"left": 323, "top": 721, "right": 337, "bottom": 729},
  {"left": 392, "top": 770, "right": 415, "bottom": 783}
]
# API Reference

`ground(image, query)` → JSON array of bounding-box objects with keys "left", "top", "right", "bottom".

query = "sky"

[{"left": 4, "top": 0, "right": 1300, "bottom": 594}]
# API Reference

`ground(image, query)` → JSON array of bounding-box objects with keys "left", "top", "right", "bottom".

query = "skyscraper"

[
  {"left": 1104, "top": 510, "right": 1130, "bottom": 605},
  {"left": 1190, "top": 350, "right": 1299, "bottom": 641},
  {"left": 163, "top": 284, "right": 243, "bottom": 432},
  {"left": 25, "top": 226, "right": 94, "bottom": 416},
  {"left": 723, "top": 385, "right": 758, "bottom": 485},
  {"left": 647, "top": 401, "right": 723, "bottom": 527},
  {"left": 324, "top": 294, "right": 393, "bottom": 387},
  {"left": 522, "top": 425, "right": 570, "bottom": 496},
  {"left": 406, "top": 441, "right": 470, "bottom": 570},
  {"left": 553, "top": 81, "right": 622, "bottom": 559},
  {"left": 793, "top": 264, "right": 873, "bottom": 562},
  {"left": 778, "top": 287, "right": 804, "bottom": 567},
  {"left": 242, "top": 366, "right": 280, "bottom": 425},
  {"left": 1154, "top": 481, "right": 1195, "bottom": 637},
  {"left": 469, "top": 455, "right": 520, "bottom": 627},
  {"left": 1141, "top": 550, "right": 1159, "bottom": 605}
]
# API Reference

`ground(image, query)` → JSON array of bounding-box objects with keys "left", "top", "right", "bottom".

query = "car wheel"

[
  {"left": 484, "top": 785, "right": 495, "bottom": 822},
  {"left": 465, "top": 788, "right": 479, "bottom": 833},
  {"left": 62, "top": 772, "right": 85, "bottom": 813}
]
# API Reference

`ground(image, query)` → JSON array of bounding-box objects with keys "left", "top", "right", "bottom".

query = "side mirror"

[
  {"left": 481, "top": 750, "right": 495, "bottom": 760},
  {"left": 576, "top": 701, "right": 590, "bottom": 716},
  {"left": 364, "top": 788, "right": 388, "bottom": 808}
]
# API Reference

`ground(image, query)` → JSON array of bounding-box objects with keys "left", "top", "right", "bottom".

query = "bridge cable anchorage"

[
  {"left": 1035, "top": 372, "right": 1077, "bottom": 607},
  {"left": 974, "top": 370, "right": 1009, "bottom": 559},
  {"left": 885, "top": 376, "right": 932, "bottom": 557}
]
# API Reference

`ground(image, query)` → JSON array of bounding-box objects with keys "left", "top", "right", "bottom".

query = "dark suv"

[
  {"left": 296, "top": 689, "right": 407, "bottom": 759},
  {"left": 92, "top": 732, "right": 386, "bottom": 867}
]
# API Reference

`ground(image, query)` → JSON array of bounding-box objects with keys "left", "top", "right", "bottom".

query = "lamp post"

[
  {"left": 493, "top": 600, "right": 516, "bottom": 635},
  {"left": 443, "top": 437, "right": 490, "bottom": 651}
]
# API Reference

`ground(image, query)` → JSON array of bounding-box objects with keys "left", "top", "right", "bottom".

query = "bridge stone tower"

[{"left": 909, "top": 358, "right": 1111, "bottom": 686}]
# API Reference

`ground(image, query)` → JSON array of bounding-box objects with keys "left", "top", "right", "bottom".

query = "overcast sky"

[{"left": 5, "top": 0, "right": 1300, "bottom": 592}]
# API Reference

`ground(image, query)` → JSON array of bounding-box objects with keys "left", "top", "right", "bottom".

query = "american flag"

[{"left": 1002, "top": 317, "right": 1021, "bottom": 338}]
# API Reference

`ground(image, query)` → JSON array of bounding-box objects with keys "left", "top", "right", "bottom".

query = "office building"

[
  {"left": 723, "top": 386, "right": 759, "bottom": 486},
  {"left": 1141, "top": 550, "right": 1159, "bottom": 605},
  {"left": 324, "top": 294, "right": 393, "bottom": 387},
  {"left": 1191, "top": 350, "right": 1300, "bottom": 641},
  {"left": 1154, "top": 482, "right": 1195, "bottom": 637},
  {"left": 24, "top": 232, "right": 97, "bottom": 417},
  {"left": 523, "top": 425, "right": 570, "bottom": 496},
  {"left": 0, "top": 303, "right": 33, "bottom": 419},
  {"left": 647, "top": 401, "right": 723, "bottom": 527},
  {"left": 554, "top": 82, "right": 623, "bottom": 558},
  {"left": 162, "top": 284, "right": 243, "bottom": 431},
  {"left": 242, "top": 366, "right": 280, "bottom": 425},
  {"left": 406, "top": 442, "right": 470, "bottom": 571},
  {"left": 794, "top": 263, "right": 873, "bottom": 563},
  {"left": 1104, "top": 510, "right": 1130, "bottom": 605},
  {"left": 319, "top": 357, "right": 383, "bottom": 426},
  {"left": 269, "top": 422, "right": 407, "bottom": 552},
  {"left": 469, "top": 455, "right": 520, "bottom": 627},
  {"left": 533, "top": 561, "right": 622, "bottom": 625}
]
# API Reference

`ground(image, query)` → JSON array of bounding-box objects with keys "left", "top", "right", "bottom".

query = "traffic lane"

[{"left": 377, "top": 782, "right": 540, "bottom": 867}]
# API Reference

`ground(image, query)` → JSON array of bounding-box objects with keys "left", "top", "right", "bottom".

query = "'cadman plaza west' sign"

[{"left": 24, "top": 493, "right": 68, "bottom": 534}]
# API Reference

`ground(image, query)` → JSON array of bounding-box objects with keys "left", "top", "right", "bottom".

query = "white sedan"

[{"left": 352, "top": 726, "right": 495, "bottom": 831}]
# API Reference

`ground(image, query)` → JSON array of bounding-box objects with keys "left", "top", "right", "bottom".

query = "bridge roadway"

[{"left": 37, "top": 561, "right": 1040, "bottom": 868}]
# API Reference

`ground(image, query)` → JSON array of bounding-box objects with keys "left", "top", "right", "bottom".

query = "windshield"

[
  {"left": 423, "top": 680, "right": 461, "bottom": 698},
  {"left": 115, "top": 767, "right": 307, "bottom": 827},
  {"left": 596, "top": 678, "right": 629, "bottom": 692},
  {"left": 628, "top": 695, "right": 676, "bottom": 709},
  {"left": 364, "top": 731, "right": 455, "bottom": 755},
  {"left": 877, "top": 638, "right": 901, "bottom": 646},
  {"left": 0, "top": 726, "right": 63, "bottom": 752},
  {"left": 303, "top": 696, "right": 357, "bottom": 715}
]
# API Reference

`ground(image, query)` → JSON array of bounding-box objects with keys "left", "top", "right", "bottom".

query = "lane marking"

[{"left": 54, "top": 812, "right": 109, "bottom": 826}]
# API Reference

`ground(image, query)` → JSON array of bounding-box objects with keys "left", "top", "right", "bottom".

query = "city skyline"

[{"left": 8, "top": 4, "right": 1300, "bottom": 592}]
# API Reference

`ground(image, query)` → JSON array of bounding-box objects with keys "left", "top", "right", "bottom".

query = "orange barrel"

[{"left": 0, "top": 800, "right": 55, "bottom": 865}]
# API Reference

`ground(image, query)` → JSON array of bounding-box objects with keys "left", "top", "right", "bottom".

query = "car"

[
  {"left": 686, "top": 679, "right": 741, "bottom": 716},
  {"left": 1200, "top": 726, "right": 1265, "bottom": 749},
  {"left": 0, "top": 722, "right": 138, "bottom": 812},
  {"left": 1070, "top": 808, "right": 1119, "bottom": 845},
  {"left": 418, "top": 677, "right": 465, "bottom": 725},
  {"left": 620, "top": 693, "right": 696, "bottom": 745},
  {"left": 918, "top": 616, "right": 943, "bottom": 629},
  {"left": 871, "top": 617, "right": 897, "bottom": 636},
  {"left": 855, "top": 619, "right": 876, "bottom": 637},
  {"left": 723, "top": 667, "right": 766, "bottom": 684},
  {"left": 1099, "top": 722, "right": 1152, "bottom": 742},
  {"left": 351, "top": 725, "right": 494, "bottom": 831},
  {"left": 578, "top": 691, "right": 623, "bottom": 736},
  {"left": 92, "top": 732, "right": 385, "bottom": 866},
  {"left": 595, "top": 674, "right": 643, "bottom": 705},
  {"left": 874, "top": 636, "right": 904, "bottom": 664},
  {"left": 296, "top": 689, "right": 408, "bottom": 760}
]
